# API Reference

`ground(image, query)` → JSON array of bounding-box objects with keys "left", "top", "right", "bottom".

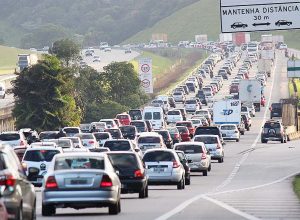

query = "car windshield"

[
  {"left": 24, "top": 150, "right": 60, "bottom": 162},
  {"left": 108, "top": 154, "right": 139, "bottom": 170},
  {"left": 138, "top": 136, "right": 160, "bottom": 144},
  {"left": 168, "top": 111, "right": 180, "bottom": 115},
  {"left": 94, "top": 133, "right": 110, "bottom": 140},
  {"left": 175, "top": 145, "right": 203, "bottom": 154},
  {"left": 54, "top": 157, "right": 104, "bottom": 170},
  {"left": 143, "top": 151, "right": 174, "bottom": 162},
  {"left": 104, "top": 141, "right": 131, "bottom": 151},
  {"left": 0, "top": 133, "right": 19, "bottom": 141},
  {"left": 186, "top": 100, "right": 196, "bottom": 104},
  {"left": 194, "top": 136, "right": 218, "bottom": 144},
  {"left": 264, "top": 122, "right": 281, "bottom": 129}
]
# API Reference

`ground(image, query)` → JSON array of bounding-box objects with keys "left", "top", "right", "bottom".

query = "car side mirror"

[
  {"left": 21, "top": 162, "right": 27, "bottom": 173},
  {"left": 134, "top": 148, "right": 140, "bottom": 153},
  {"left": 115, "top": 170, "right": 120, "bottom": 176}
]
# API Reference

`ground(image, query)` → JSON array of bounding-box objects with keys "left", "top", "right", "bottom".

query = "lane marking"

[{"left": 202, "top": 195, "right": 260, "bottom": 220}]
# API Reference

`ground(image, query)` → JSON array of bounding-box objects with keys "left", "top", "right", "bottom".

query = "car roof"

[
  {"left": 194, "top": 134, "right": 219, "bottom": 138},
  {"left": 174, "top": 141, "right": 205, "bottom": 146},
  {"left": 138, "top": 132, "right": 162, "bottom": 137},
  {"left": 54, "top": 152, "right": 106, "bottom": 158}
]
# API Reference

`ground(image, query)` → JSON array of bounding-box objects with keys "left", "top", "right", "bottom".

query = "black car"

[
  {"left": 105, "top": 128, "right": 123, "bottom": 139},
  {"left": 130, "top": 120, "right": 148, "bottom": 133},
  {"left": 261, "top": 120, "right": 287, "bottom": 143},
  {"left": 176, "top": 151, "right": 191, "bottom": 185},
  {"left": 275, "top": 20, "right": 292, "bottom": 26},
  {"left": 196, "top": 90, "right": 207, "bottom": 105},
  {"left": 128, "top": 109, "right": 143, "bottom": 120},
  {"left": 186, "top": 82, "right": 196, "bottom": 93},
  {"left": 168, "top": 97, "right": 176, "bottom": 108},
  {"left": 195, "top": 126, "right": 223, "bottom": 142},
  {"left": 107, "top": 152, "right": 148, "bottom": 198},
  {"left": 270, "top": 103, "right": 282, "bottom": 119},
  {"left": 156, "top": 130, "right": 173, "bottom": 148},
  {"left": 0, "top": 144, "right": 36, "bottom": 220},
  {"left": 231, "top": 22, "right": 248, "bottom": 29},
  {"left": 120, "top": 125, "right": 137, "bottom": 140}
]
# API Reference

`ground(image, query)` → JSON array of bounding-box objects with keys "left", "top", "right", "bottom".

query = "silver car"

[
  {"left": 74, "top": 133, "right": 99, "bottom": 149},
  {"left": 142, "top": 149, "right": 186, "bottom": 190},
  {"left": 174, "top": 142, "right": 211, "bottom": 176},
  {"left": 42, "top": 152, "right": 121, "bottom": 216}
]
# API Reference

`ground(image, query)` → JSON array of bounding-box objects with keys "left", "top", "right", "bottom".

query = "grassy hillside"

[
  {"left": 125, "top": 0, "right": 300, "bottom": 49},
  {"left": 0, "top": 45, "right": 37, "bottom": 74}
]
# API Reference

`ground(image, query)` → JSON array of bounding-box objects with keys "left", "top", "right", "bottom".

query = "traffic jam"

[{"left": 0, "top": 36, "right": 287, "bottom": 219}]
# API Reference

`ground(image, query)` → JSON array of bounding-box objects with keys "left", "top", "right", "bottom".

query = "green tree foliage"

[
  {"left": 49, "top": 39, "right": 80, "bottom": 66},
  {"left": 11, "top": 55, "right": 81, "bottom": 131}
]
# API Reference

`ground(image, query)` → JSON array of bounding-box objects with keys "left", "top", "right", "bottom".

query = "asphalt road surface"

[{"left": 35, "top": 50, "right": 300, "bottom": 220}]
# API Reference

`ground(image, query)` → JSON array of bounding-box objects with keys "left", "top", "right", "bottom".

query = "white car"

[
  {"left": 44, "top": 139, "right": 77, "bottom": 152},
  {"left": 184, "top": 99, "right": 200, "bottom": 113},
  {"left": 100, "top": 119, "right": 118, "bottom": 129},
  {"left": 189, "top": 118, "right": 202, "bottom": 128},
  {"left": 74, "top": 133, "right": 99, "bottom": 149},
  {"left": 195, "top": 109, "right": 212, "bottom": 125},
  {"left": 22, "top": 146, "right": 63, "bottom": 186},
  {"left": 104, "top": 47, "right": 112, "bottom": 52},
  {"left": 137, "top": 132, "right": 166, "bottom": 153},
  {"left": 219, "top": 124, "right": 240, "bottom": 142},
  {"left": 0, "top": 131, "right": 28, "bottom": 149},
  {"left": 166, "top": 110, "right": 183, "bottom": 124},
  {"left": 60, "top": 137, "right": 84, "bottom": 149},
  {"left": 172, "top": 91, "right": 185, "bottom": 103},
  {"left": 93, "top": 132, "right": 113, "bottom": 147}
]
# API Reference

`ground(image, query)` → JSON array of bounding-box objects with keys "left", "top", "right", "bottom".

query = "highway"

[{"left": 35, "top": 50, "right": 300, "bottom": 220}]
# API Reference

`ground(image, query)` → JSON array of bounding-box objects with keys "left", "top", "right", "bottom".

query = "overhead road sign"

[
  {"left": 220, "top": 0, "right": 300, "bottom": 33},
  {"left": 287, "top": 60, "right": 300, "bottom": 78}
]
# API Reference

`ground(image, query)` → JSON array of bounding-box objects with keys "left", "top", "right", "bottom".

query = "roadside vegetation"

[
  {"left": 289, "top": 79, "right": 300, "bottom": 97},
  {"left": 293, "top": 175, "right": 300, "bottom": 200}
]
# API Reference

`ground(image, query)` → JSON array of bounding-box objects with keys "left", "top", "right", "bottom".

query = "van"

[{"left": 143, "top": 106, "right": 165, "bottom": 130}]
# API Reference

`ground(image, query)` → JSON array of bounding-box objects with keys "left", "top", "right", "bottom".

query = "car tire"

[
  {"left": 247, "top": 127, "right": 250, "bottom": 131},
  {"left": 236, "top": 139, "right": 239, "bottom": 142},
  {"left": 281, "top": 138, "right": 284, "bottom": 143},
  {"left": 15, "top": 203, "right": 23, "bottom": 220},
  {"left": 109, "top": 200, "right": 120, "bottom": 215},
  {"left": 208, "top": 163, "right": 211, "bottom": 171},
  {"left": 218, "top": 158, "right": 224, "bottom": 163},
  {"left": 30, "top": 200, "right": 36, "bottom": 220},
  {"left": 177, "top": 177, "right": 184, "bottom": 190},
  {"left": 185, "top": 175, "right": 191, "bottom": 185},
  {"left": 139, "top": 185, "right": 148, "bottom": 198},
  {"left": 203, "top": 170, "right": 208, "bottom": 176},
  {"left": 241, "top": 131, "right": 245, "bottom": 135},
  {"left": 261, "top": 139, "right": 267, "bottom": 144},
  {"left": 42, "top": 204, "right": 55, "bottom": 216}
]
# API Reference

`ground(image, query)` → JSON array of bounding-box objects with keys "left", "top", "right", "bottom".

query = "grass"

[
  {"left": 124, "top": 0, "right": 300, "bottom": 50},
  {"left": 0, "top": 45, "right": 38, "bottom": 74},
  {"left": 288, "top": 79, "right": 300, "bottom": 97},
  {"left": 293, "top": 175, "right": 300, "bottom": 200},
  {"left": 131, "top": 50, "right": 175, "bottom": 77}
]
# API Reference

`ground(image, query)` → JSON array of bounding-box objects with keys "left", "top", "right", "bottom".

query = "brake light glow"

[
  {"left": 173, "top": 160, "right": 180, "bottom": 168},
  {"left": 100, "top": 175, "right": 113, "bottom": 187},
  {"left": 134, "top": 170, "right": 144, "bottom": 179},
  {"left": 0, "top": 175, "right": 16, "bottom": 187},
  {"left": 45, "top": 176, "right": 58, "bottom": 189},
  {"left": 88, "top": 141, "right": 94, "bottom": 144},
  {"left": 201, "top": 153, "right": 207, "bottom": 160}
]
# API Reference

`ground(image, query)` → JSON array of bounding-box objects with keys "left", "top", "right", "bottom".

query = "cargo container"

[
  {"left": 17, "top": 54, "right": 38, "bottom": 72},
  {"left": 219, "top": 33, "right": 233, "bottom": 42},
  {"left": 195, "top": 35, "right": 208, "bottom": 43},
  {"left": 261, "top": 49, "right": 275, "bottom": 60},
  {"left": 232, "top": 32, "right": 251, "bottom": 46}
]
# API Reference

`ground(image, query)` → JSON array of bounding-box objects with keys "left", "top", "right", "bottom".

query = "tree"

[
  {"left": 11, "top": 55, "right": 81, "bottom": 131},
  {"left": 49, "top": 39, "right": 80, "bottom": 67},
  {"left": 101, "top": 62, "right": 145, "bottom": 107}
]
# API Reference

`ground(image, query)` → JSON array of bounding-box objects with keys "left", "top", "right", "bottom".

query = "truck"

[
  {"left": 195, "top": 35, "right": 208, "bottom": 43},
  {"left": 17, "top": 54, "right": 38, "bottom": 72},
  {"left": 219, "top": 33, "right": 233, "bottom": 43},
  {"left": 258, "top": 59, "right": 273, "bottom": 77},
  {"left": 247, "top": 42, "right": 258, "bottom": 55},
  {"left": 261, "top": 34, "right": 273, "bottom": 43},
  {"left": 239, "top": 79, "right": 262, "bottom": 112},
  {"left": 261, "top": 49, "right": 275, "bottom": 60},
  {"left": 213, "top": 100, "right": 241, "bottom": 125},
  {"left": 232, "top": 32, "right": 250, "bottom": 46}
]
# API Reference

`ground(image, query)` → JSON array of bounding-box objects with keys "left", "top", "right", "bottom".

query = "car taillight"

[
  {"left": 173, "top": 160, "right": 180, "bottom": 168},
  {"left": 0, "top": 175, "right": 16, "bottom": 187},
  {"left": 134, "top": 170, "right": 144, "bottom": 179},
  {"left": 20, "top": 140, "right": 25, "bottom": 146},
  {"left": 174, "top": 133, "right": 180, "bottom": 139},
  {"left": 45, "top": 176, "right": 58, "bottom": 189},
  {"left": 100, "top": 175, "right": 113, "bottom": 187},
  {"left": 217, "top": 144, "right": 221, "bottom": 149},
  {"left": 201, "top": 153, "right": 207, "bottom": 160},
  {"left": 89, "top": 140, "right": 94, "bottom": 144}
]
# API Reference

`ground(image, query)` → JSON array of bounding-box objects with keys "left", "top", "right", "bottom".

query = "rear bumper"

[
  {"left": 120, "top": 179, "right": 147, "bottom": 193},
  {"left": 148, "top": 174, "right": 182, "bottom": 184}
]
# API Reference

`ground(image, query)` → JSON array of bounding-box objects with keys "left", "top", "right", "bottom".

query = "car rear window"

[
  {"left": 39, "top": 132, "right": 57, "bottom": 140},
  {"left": 94, "top": 133, "right": 110, "bottom": 140},
  {"left": 104, "top": 141, "right": 131, "bottom": 151},
  {"left": 176, "top": 126, "right": 188, "bottom": 133},
  {"left": 138, "top": 136, "right": 160, "bottom": 144},
  {"left": 153, "top": 112, "right": 161, "bottom": 120},
  {"left": 176, "top": 122, "right": 192, "bottom": 127},
  {"left": 175, "top": 145, "right": 203, "bottom": 154},
  {"left": 264, "top": 122, "right": 280, "bottom": 129},
  {"left": 76, "top": 134, "right": 94, "bottom": 139},
  {"left": 0, "top": 133, "right": 20, "bottom": 141},
  {"left": 194, "top": 136, "right": 218, "bottom": 144},
  {"left": 143, "top": 151, "right": 175, "bottom": 162},
  {"left": 144, "top": 112, "right": 152, "bottom": 120},
  {"left": 24, "top": 150, "right": 60, "bottom": 162},
  {"left": 185, "top": 100, "right": 196, "bottom": 104},
  {"left": 156, "top": 131, "right": 169, "bottom": 139},
  {"left": 117, "top": 115, "right": 129, "bottom": 119},
  {"left": 271, "top": 103, "right": 282, "bottom": 109},
  {"left": 241, "top": 106, "right": 248, "bottom": 112},
  {"left": 64, "top": 128, "right": 79, "bottom": 133},
  {"left": 195, "top": 127, "right": 220, "bottom": 136},
  {"left": 173, "top": 92, "right": 182, "bottom": 96},
  {"left": 120, "top": 126, "right": 136, "bottom": 133},
  {"left": 221, "top": 125, "right": 236, "bottom": 130},
  {"left": 54, "top": 157, "right": 104, "bottom": 170},
  {"left": 0, "top": 153, "right": 7, "bottom": 170},
  {"left": 168, "top": 111, "right": 180, "bottom": 115},
  {"left": 108, "top": 154, "right": 139, "bottom": 170}
]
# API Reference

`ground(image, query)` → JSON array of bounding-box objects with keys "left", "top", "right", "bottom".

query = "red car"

[
  {"left": 176, "top": 121, "right": 195, "bottom": 137},
  {"left": 261, "top": 96, "right": 266, "bottom": 107},
  {"left": 116, "top": 113, "right": 132, "bottom": 126},
  {"left": 176, "top": 126, "right": 191, "bottom": 142}
]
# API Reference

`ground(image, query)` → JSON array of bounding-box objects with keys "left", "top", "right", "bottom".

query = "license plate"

[
  {"left": 153, "top": 168, "right": 164, "bottom": 172},
  {"left": 37, "top": 178, "right": 43, "bottom": 182},
  {"left": 71, "top": 179, "right": 87, "bottom": 184}
]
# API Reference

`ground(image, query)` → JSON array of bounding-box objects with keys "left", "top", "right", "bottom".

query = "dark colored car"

[
  {"left": 261, "top": 120, "right": 287, "bottom": 143},
  {"left": 179, "top": 85, "right": 189, "bottom": 95},
  {"left": 176, "top": 126, "right": 191, "bottom": 142},
  {"left": 107, "top": 152, "right": 148, "bottom": 198},
  {"left": 275, "top": 20, "right": 292, "bottom": 26},
  {"left": 229, "top": 84, "right": 239, "bottom": 94},
  {"left": 168, "top": 97, "right": 176, "bottom": 108},
  {"left": 130, "top": 120, "right": 148, "bottom": 133},
  {"left": 39, "top": 131, "right": 59, "bottom": 140},
  {"left": 196, "top": 90, "right": 207, "bottom": 105},
  {"left": 20, "top": 129, "right": 39, "bottom": 145},
  {"left": 156, "top": 130, "right": 173, "bottom": 149},
  {"left": 270, "top": 103, "right": 282, "bottom": 119},
  {"left": 119, "top": 126, "right": 137, "bottom": 140},
  {"left": 128, "top": 109, "right": 143, "bottom": 120},
  {"left": 105, "top": 128, "right": 123, "bottom": 139},
  {"left": 241, "top": 115, "right": 251, "bottom": 131},
  {"left": 167, "top": 127, "right": 181, "bottom": 144},
  {"left": 195, "top": 126, "right": 223, "bottom": 141},
  {"left": 176, "top": 121, "right": 195, "bottom": 138},
  {"left": 0, "top": 144, "right": 36, "bottom": 220},
  {"left": 231, "top": 22, "right": 248, "bottom": 29},
  {"left": 93, "top": 132, "right": 111, "bottom": 146},
  {"left": 174, "top": 108, "right": 187, "bottom": 121},
  {"left": 186, "top": 82, "right": 196, "bottom": 93},
  {"left": 176, "top": 151, "right": 191, "bottom": 185}
]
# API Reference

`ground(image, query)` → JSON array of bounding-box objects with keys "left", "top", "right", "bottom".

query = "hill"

[
  {"left": 125, "top": 0, "right": 300, "bottom": 49},
  {"left": 0, "top": 0, "right": 197, "bottom": 48}
]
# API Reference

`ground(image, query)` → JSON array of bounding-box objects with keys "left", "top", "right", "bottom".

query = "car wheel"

[
  {"left": 208, "top": 163, "right": 211, "bottom": 171},
  {"left": 109, "top": 200, "right": 120, "bottom": 215},
  {"left": 281, "top": 138, "right": 284, "bottom": 143},
  {"left": 139, "top": 185, "right": 147, "bottom": 198},
  {"left": 15, "top": 203, "right": 23, "bottom": 220},
  {"left": 247, "top": 127, "right": 250, "bottom": 131},
  {"left": 203, "top": 170, "right": 208, "bottom": 176},
  {"left": 236, "top": 138, "right": 239, "bottom": 142},
  {"left": 145, "top": 184, "right": 149, "bottom": 197},
  {"left": 177, "top": 177, "right": 184, "bottom": 190},
  {"left": 261, "top": 139, "right": 267, "bottom": 144},
  {"left": 185, "top": 175, "right": 191, "bottom": 185},
  {"left": 241, "top": 131, "right": 245, "bottom": 135},
  {"left": 42, "top": 204, "right": 56, "bottom": 216},
  {"left": 218, "top": 158, "right": 223, "bottom": 163},
  {"left": 30, "top": 200, "right": 36, "bottom": 220}
]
